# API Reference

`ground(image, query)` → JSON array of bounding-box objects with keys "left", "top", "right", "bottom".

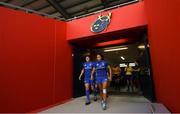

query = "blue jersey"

[
  {"left": 83, "top": 62, "right": 94, "bottom": 79},
  {"left": 94, "top": 60, "right": 109, "bottom": 78}
]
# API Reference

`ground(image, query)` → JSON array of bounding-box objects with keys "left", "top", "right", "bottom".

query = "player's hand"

[
  {"left": 79, "top": 76, "right": 81, "bottom": 80},
  {"left": 108, "top": 76, "right": 112, "bottom": 81}
]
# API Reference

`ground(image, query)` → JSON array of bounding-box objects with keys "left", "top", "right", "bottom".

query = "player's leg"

[
  {"left": 98, "top": 83, "right": 105, "bottom": 110},
  {"left": 130, "top": 76, "right": 134, "bottom": 92},
  {"left": 90, "top": 80, "right": 97, "bottom": 101},
  {"left": 98, "top": 83, "right": 103, "bottom": 100},
  {"left": 101, "top": 78, "right": 108, "bottom": 110},
  {"left": 96, "top": 77, "right": 103, "bottom": 100},
  {"left": 102, "top": 80, "right": 108, "bottom": 101},
  {"left": 84, "top": 82, "right": 91, "bottom": 105},
  {"left": 126, "top": 77, "right": 130, "bottom": 92},
  {"left": 117, "top": 75, "right": 121, "bottom": 91},
  {"left": 94, "top": 82, "right": 99, "bottom": 100}
]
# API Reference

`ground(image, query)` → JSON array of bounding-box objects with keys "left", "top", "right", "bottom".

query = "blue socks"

[
  {"left": 94, "top": 89, "right": 97, "bottom": 97},
  {"left": 86, "top": 90, "right": 90, "bottom": 101}
]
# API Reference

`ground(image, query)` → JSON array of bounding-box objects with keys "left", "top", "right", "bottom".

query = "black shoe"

[
  {"left": 85, "top": 101, "right": 91, "bottom": 105},
  {"left": 94, "top": 96, "right": 97, "bottom": 101}
]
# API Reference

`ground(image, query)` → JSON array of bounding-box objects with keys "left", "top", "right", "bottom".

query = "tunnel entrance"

[{"left": 71, "top": 28, "right": 155, "bottom": 102}]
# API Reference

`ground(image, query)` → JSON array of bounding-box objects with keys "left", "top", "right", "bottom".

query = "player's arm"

[
  {"left": 79, "top": 68, "right": 84, "bottom": 80},
  {"left": 107, "top": 65, "right": 112, "bottom": 81},
  {"left": 118, "top": 67, "right": 121, "bottom": 73},
  {"left": 91, "top": 67, "right": 95, "bottom": 80},
  {"left": 125, "top": 67, "right": 127, "bottom": 71}
]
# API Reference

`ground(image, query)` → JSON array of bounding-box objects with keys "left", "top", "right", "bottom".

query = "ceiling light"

[
  {"left": 138, "top": 45, "right": 145, "bottom": 49},
  {"left": 138, "top": 44, "right": 150, "bottom": 49},
  {"left": 120, "top": 56, "right": 125, "bottom": 60},
  {"left": 104, "top": 47, "right": 128, "bottom": 52}
]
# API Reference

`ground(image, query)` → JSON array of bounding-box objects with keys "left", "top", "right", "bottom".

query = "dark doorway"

[
  {"left": 72, "top": 33, "right": 155, "bottom": 102},
  {"left": 72, "top": 46, "right": 90, "bottom": 98}
]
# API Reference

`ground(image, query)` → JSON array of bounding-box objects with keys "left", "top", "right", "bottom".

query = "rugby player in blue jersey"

[
  {"left": 91, "top": 54, "right": 112, "bottom": 110},
  {"left": 79, "top": 56, "right": 97, "bottom": 105}
]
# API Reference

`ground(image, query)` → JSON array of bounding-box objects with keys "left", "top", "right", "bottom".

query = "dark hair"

[
  {"left": 97, "top": 53, "right": 104, "bottom": 60},
  {"left": 85, "top": 55, "right": 90, "bottom": 59}
]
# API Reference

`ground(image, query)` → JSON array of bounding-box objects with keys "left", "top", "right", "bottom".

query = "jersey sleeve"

[
  {"left": 105, "top": 61, "right": 109, "bottom": 68},
  {"left": 82, "top": 63, "right": 85, "bottom": 69},
  {"left": 92, "top": 62, "right": 96, "bottom": 68}
]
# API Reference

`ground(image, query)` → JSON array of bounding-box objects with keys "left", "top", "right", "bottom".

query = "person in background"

[
  {"left": 91, "top": 54, "right": 112, "bottom": 110},
  {"left": 133, "top": 61, "right": 141, "bottom": 90},
  {"left": 112, "top": 64, "right": 121, "bottom": 90},
  {"left": 124, "top": 63, "right": 134, "bottom": 92},
  {"left": 79, "top": 56, "right": 97, "bottom": 105},
  {"left": 139, "top": 66, "right": 146, "bottom": 93}
]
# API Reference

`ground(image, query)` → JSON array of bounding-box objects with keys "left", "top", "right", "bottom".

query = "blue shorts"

[
  {"left": 96, "top": 77, "right": 108, "bottom": 84},
  {"left": 84, "top": 78, "right": 94, "bottom": 85}
]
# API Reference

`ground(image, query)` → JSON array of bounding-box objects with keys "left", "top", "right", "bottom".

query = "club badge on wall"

[{"left": 90, "top": 12, "right": 112, "bottom": 33}]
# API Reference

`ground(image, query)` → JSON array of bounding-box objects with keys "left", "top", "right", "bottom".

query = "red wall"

[
  {"left": 0, "top": 7, "right": 72, "bottom": 112},
  {"left": 54, "top": 21, "right": 72, "bottom": 104},
  {"left": 67, "top": 1, "right": 147, "bottom": 41},
  {"left": 1, "top": 0, "right": 179, "bottom": 112},
  {"left": 145, "top": 0, "right": 180, "bottom": 112}
]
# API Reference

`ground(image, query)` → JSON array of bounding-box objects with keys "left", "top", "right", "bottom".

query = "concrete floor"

[{"left": 39, "top": 95, "right": 170, "bottom": 113}]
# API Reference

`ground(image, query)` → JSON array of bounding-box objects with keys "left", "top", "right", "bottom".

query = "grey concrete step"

[{"left": 39, "top": 95, "right": 170, "bottom": 113}]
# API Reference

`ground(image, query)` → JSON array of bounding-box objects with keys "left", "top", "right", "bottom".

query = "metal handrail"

[
  {"left": 66, "top": 0, "right": 139, "bottom": 21},
  {"left": 0, "top": 0, "right": 139, "bottom": 21},
  {"left": 0, "top": 2, "right": 64, "bottom": 20}
]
